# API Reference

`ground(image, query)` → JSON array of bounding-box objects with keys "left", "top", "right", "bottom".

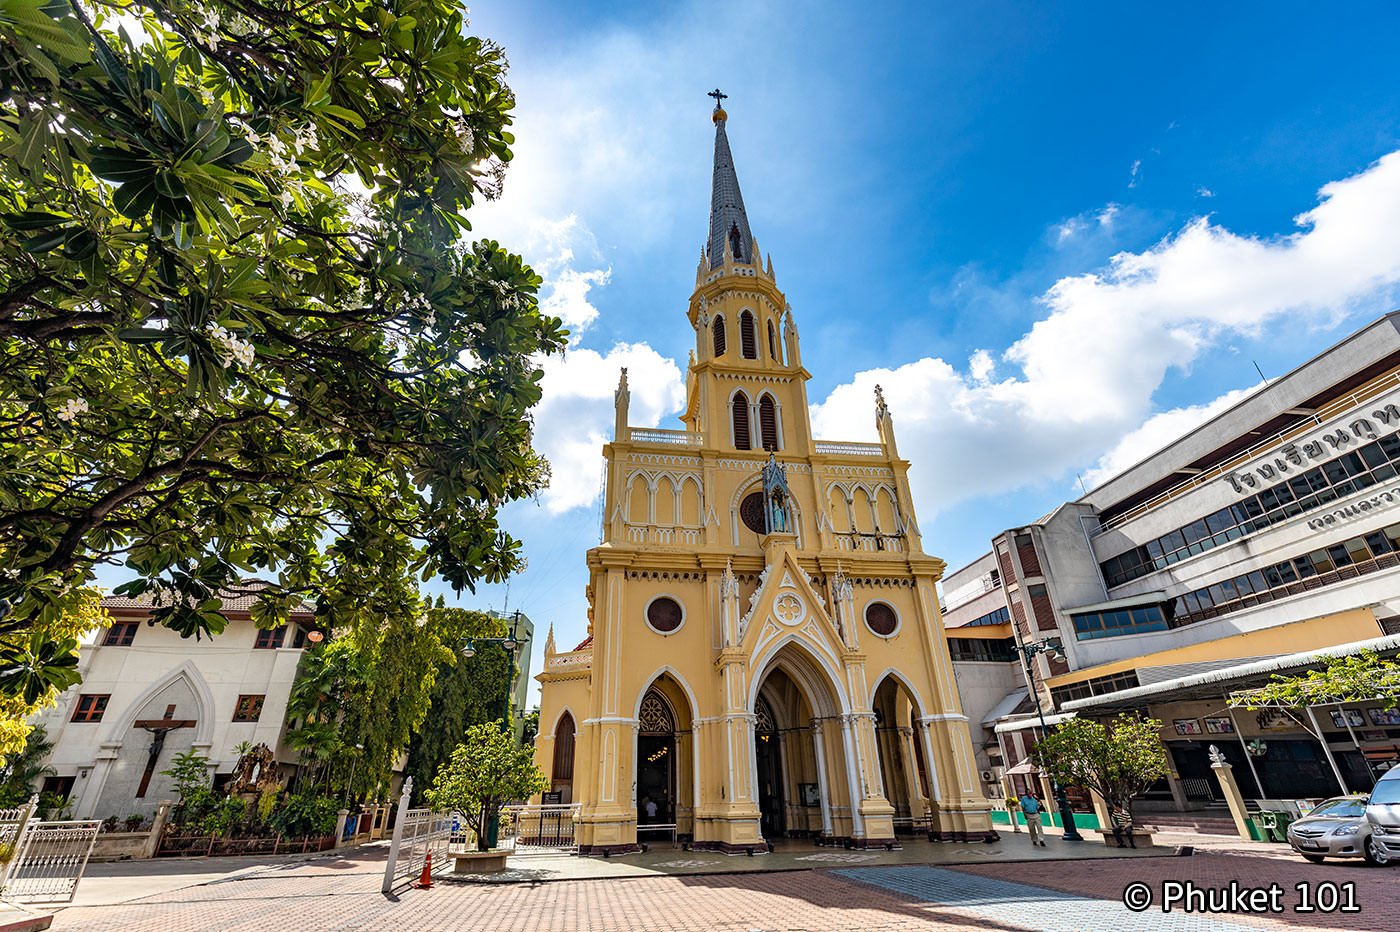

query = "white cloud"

[
  {"left": 1128, "top": 159, "right": 1142, "bottom": 187},
  {"left": 813, "top": 150, "right": 1400, "bottom": 516},
  {"left": 1082, "top": 386, "right": 1259, "bottom": 488},
  {"left": 533, "top": 343, "right": 686, "bottom": 513},
  {"left": 1196, "top": 185, "right": 1216, "bottom": 198},
  {"left": 968, "top": 349, "right": 995, "bottom": 385}
]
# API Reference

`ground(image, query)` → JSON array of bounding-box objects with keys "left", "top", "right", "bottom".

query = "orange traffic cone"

[{"left": 416, "top": 852, "right": 434, "bottom": 889}]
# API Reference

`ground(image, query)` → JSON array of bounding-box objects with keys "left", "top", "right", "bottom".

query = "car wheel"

[
  {"left": 1302, "top": 854, "right": 1326, "bottom": 863},
  {"left": 1363, "top": 836, "right": 1392, "bottom": 867}
]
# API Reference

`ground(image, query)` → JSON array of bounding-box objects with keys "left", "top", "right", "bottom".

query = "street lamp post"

[
  {"left": 461, "top": 611, "right": 523, "bottom": 847},
  {"left": 1012, "top": 635, "right": 1083, "bottom": 842}
]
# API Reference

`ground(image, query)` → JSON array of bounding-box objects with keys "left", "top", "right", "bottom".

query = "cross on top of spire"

[{"left": 708, "top": 88, "right": 728, "bottom": 109}]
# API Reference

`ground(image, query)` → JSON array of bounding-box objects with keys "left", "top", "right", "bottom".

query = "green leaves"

[
  {"left": 0, "top": 633, "right": 80, "bottom": 704},
  {"left": 424, "top": 722, "right": 545, "bottom": 851},
  {"left": 1033, "top": 715, "right": 1169, "bottom": 816}
]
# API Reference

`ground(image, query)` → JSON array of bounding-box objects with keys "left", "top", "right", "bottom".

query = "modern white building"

[
  {"left": 945, "top": 311, "right": 1400, "bottom": 806},
  {"left": 33, "top": 588, "right": 316, "bottom": 820}
]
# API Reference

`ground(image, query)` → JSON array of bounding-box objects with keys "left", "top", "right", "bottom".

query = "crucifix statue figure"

[
  {"left": 707, "top": 88, "right": 728, "bottom": 110},
  {"left": 133, "top": 704, "right": 197, "bottom": 798}
]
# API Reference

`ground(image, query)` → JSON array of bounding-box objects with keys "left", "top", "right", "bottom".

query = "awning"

[
  {"left": 981, "top": 689, "right": 1029, "bottom": 726},
  {"left": 1003, "top": 760, "right": 1040, "bottom": 776},
  {"left": 994, "top": 712, "right": 1076, "bottom": 735}
]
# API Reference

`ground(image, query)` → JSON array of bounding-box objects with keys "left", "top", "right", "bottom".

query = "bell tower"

[{"left": 682, "top": 93, "right": 812, "bottom": 456}]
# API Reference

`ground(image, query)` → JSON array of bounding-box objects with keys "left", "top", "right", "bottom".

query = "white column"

[
  {"left": 840, "top": 715, "right": 866, "bottom": 837},
  {"left": 917, "top": 720, "right": 942, "bottom": 801},
  {"left": 811, "top": 721, "right": 833, "bottom": 836}
]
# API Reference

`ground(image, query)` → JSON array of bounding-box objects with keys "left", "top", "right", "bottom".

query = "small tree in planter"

[
  {"left": 1032, "top": 715, "right": 1168, "bottom": 831},
  {"left": 425, "top": 723, "right": 546, "bottom": 852}
]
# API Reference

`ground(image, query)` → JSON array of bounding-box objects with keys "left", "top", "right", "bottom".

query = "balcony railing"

[
  {"left": 630, "top": 428, "right": 704, "bottom": 447},
  {"left": 814, "top": 440, "right": 884, "bottom": 457}
]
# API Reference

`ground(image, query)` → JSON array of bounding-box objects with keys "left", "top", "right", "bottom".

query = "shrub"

[{"left": 268, "top": 794, "right": 339, "bottom": 838}]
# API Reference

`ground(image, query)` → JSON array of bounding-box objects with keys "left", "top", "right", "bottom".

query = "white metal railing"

[
  {"left": 1096, "top": 370, "right": 1400, "bottom": 533},
  {"left": 494, "top": 804, "right": 580, "bottom": 855},
  {"left": 814, "top": 440, "right": 884, "bottom": 457},
  {"left": 2, "top": 819, "right": 100, "bottom": 903},
  {"left": 630, "top": 428, "right": 704, "bottom": 446},
  {"left": 382, "top": 778, "right": 453, "bottom": 893}
]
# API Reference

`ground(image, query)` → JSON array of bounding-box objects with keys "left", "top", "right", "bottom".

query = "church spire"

[{"left": 706, "top": 89, "right": 754, "bottom": 269}]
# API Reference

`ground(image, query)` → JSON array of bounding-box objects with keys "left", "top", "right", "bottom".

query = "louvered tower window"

[
  {"left": 768, "top": 321, "right": 780, "bottom": 363},
  {"left": 758, "top": 394, "right": 779, "bottom": 451},
  {"left": 739, "top": 310, "right": 757, "bottom": 359},
  {"left": 713, "top": 316, "right": 727, "bottom": 357},
  {"left": 732, "top": 391, "right": 752, "bottom": 450}
]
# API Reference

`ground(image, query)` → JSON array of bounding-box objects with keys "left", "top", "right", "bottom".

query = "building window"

[
  {"left": 1027, "top": 584, "right": 1048, "bottom": 598},
  {"left": 864, "top": 602, "right": 899, "bottom": 637},
  {"left": 731, "top": 391, "right": 752, "bottom": 450},
  {"left": 1014, "top": 534, "right": 1033, "bottom": 550},
  {"left": 103, "top": 622, "right": 139, "bottom": 646},
  {"left": 254, "top": 627, "right": 286, "bottom": 649},
  {"left": 1050, "top": 670, "right": 1140, "bottom": 706},
  {"left": 712, "top": 316, "right": 727, "bottom": 357},
  {"left": 645, "top": 596, "right": 684, "bottom": 634},
  {"left": 948, "top": 637, "right": 1015, "bottom": 662},
  {"left": 739, "top": 310, "right": 757, "bottom": 359},
  {"left": 740, "top": 491, "right": 767, "bottom": 533},
  {"left": 1164, "top": 521, "right": 1400, "bottom": 630},
  {"left": 552, "top": 712, "right": 576, "bottom": 781},
  {"left": 961, "top": 606, "right": 1010, "bottom": 627},
  {"left": 1070, "top": 605, "right": 1171, "bottom": 640},
  {"left": 71, "top": 694, "right": 110, "bottom": 722},
  {"left": 768, "top": 320, "right": 780, "bottom": 363},
  {"left": 758, "top": 394, "right": 779, "bottom": 451},
  {"left": 232, "top": 695, "right": 265, "bottom": 723},
  {"left": 1101, "top": 433, "right": 1400, "bottom": 588}
]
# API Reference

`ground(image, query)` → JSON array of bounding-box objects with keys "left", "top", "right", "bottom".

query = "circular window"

[
  {"left": 740, "top": 491, "right": 766, "bottom": 534},
  {"left": 864, "top": 602, "right": 899, "bottom": 637},
  {"left": 646, "top": 596, "right": 684, "bottom": 634}
]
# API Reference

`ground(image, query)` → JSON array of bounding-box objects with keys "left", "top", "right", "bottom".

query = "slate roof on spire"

[{"left": 708, "top": 97, "right": 754, "bottom": 270}]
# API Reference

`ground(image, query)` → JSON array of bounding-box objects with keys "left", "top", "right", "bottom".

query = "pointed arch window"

[
  {"left": 739, "top": 310, "right": 757, "bottom": 359},
  {"left": 712, "top": 316, "right": 727, "bottom": 357},
  {"left": 758, "top": 394, "right": 779, "bottom": 451},
  {"left": 731, "top": 391, "right": 752, "bottom": 450},
  {"left": 767, "top": 320, "right": 780, "bottom": 364},
  {"left": 552, "top": 712, "right": 576, "bottom": 781}
]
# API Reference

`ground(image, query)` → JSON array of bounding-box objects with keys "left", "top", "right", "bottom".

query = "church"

[{"left": 534, "top": 94, "right": 996, "bottom": 854}]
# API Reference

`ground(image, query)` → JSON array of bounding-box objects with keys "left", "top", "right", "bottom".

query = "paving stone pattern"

[{"left": 49, "top": 850, "right": 1400, "bottom": 931}]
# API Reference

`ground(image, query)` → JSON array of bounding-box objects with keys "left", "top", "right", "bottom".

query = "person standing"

[{"left": 1019, "top": 792, "right": 1046, "bottom": 847}]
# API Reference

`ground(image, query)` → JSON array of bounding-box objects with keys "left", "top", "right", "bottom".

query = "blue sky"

[{"left": 433, "top": 3, "right": 1400, "bottom": 699}]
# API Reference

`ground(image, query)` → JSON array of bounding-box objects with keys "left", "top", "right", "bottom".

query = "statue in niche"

[{"left": 762, "top": 453, "right": 791, "bottom": 534}]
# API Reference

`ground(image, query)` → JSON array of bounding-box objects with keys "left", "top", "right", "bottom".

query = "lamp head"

[{"left": 462, "top": 641, "right": 476, "bottom": 659}]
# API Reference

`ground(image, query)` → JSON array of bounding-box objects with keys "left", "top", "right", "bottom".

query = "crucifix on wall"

[{"left": 133, "top": 704, "right": 197, "bottom": 798}]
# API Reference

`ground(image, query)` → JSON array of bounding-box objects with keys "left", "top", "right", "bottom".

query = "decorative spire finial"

[
  {"left": 874, "top": 383, "right": 889, "bottom": 420},
  {"left": 708, "top": 87, "right": 728, "bottom": 122}
]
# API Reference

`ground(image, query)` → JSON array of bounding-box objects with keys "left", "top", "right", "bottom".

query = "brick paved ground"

[{"left": 48, "top": 849, "right": 1400, "bottom": 931}]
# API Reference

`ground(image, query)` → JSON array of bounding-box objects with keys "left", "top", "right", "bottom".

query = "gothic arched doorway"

[
  {"left": 754, "top": 695, "right": 784, "bottom": 837},
  {"left": 751, "top": 646, "right": 852, "bottom": 843},
  {"left": 637, "top": 688, "right": 676, "bottom": 831}
]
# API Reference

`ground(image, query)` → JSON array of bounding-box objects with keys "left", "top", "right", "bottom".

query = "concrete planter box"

[
  {"left": 451, "top": 850, "right": 509, "bottom": 873},
  {"left": 1094, "top": 828, "right": 1155, "bottom": 848},
  {"left": 90, "top": 831, "right": 153, "bottom": 861}
]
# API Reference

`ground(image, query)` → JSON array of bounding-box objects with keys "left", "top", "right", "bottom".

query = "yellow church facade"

[{"left": 534, "top": 97, "right": 997, "bottom": 854}]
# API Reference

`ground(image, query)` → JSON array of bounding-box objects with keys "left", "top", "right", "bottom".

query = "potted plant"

[{"left": 424, "top": 722, "right": 546, "bottom": 873}]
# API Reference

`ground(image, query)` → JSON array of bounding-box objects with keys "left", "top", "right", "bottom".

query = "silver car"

[
  {"left": 1365, "top": 765, "right": 1400, "bottom": 866},
  {"left": 1286, "top": 796, "right": 1389, "bottom": 865}
]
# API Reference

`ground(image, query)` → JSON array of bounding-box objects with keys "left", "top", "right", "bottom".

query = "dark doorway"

[
  {"left": 755, "top": 696, "right": 784, "bottom": 838},
  {"left": 637, "top": 690, "right": 676, "bottom": 832}
]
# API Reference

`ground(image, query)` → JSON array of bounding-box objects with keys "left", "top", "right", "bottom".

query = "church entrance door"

[
  {"left": 637, "top": 689, "right": 676, "bottom": 834},
  {"left": 755, "top": 696, "right": 784, "bottom": 838}
]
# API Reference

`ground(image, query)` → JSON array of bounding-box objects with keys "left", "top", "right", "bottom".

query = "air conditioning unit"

[{"left": 981, "top": 770, "right": 996, "bottom": 783}]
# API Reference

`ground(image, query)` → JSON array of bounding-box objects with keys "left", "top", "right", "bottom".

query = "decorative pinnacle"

[
  {"left": 874, "top": 383, "right": 889, "bottom": 419},
  {"left": 708, "top": 88, "right": 728, "bottom": 123}
]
